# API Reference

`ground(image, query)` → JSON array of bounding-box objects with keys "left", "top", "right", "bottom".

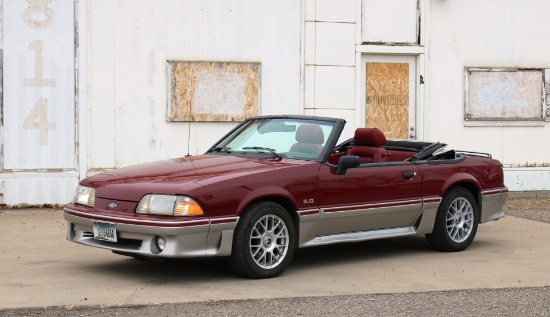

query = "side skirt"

[
  {"left": 297, "top": 197, "right": 442, "bottom": 248},
  {"left": 299, "top": 226, "right": 417, "bottom": 248}
]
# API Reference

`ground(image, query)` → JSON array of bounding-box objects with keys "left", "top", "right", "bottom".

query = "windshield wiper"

[
  {"left": 210, "top": 147, "right": 232, "bottom": 153},
  {"left": 243, "top": 147, "right": 284, "bottom": 159}
]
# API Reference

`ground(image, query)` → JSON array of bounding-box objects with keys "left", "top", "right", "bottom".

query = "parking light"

[{"left": 174, "top": 196, "right": 204, "bottom": 216}]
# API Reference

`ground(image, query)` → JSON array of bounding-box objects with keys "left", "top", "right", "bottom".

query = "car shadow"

[
  {"left": 85, "top": 255, "right": 235, "bottom": 283},
  {"left": 291, "top": 235, "right": 433, "bottom": 269},
  {"left": 82, "top": 235, "right": 436, "bottom": 282}
]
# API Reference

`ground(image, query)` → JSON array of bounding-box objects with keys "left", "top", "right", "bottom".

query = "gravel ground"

[
  {"left": 2, "top": 287, "right": 549, "bottom": 317},
  {"left": 2, "top": 198, "right": 549, "bottom": 317},
  {"left": 505, "top": 198, "right": 550, "bottom": 223}
]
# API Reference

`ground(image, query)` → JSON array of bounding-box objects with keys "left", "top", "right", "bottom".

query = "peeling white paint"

[
  {"left": 466, "top": 69, "right": 543, "bottom": 120},
  {"left": 193, "top": 70, "right": 246, "bottom": 116},
  {"left": 504, "top": 168, "right": 550, "bottom": 191},
  {"left": 1, "top": 0, "right": 77, "bottom": 205}
]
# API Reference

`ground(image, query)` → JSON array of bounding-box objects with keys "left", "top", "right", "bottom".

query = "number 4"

[{"left": 23, "top": 98, "right": 56, "bottom": 145}]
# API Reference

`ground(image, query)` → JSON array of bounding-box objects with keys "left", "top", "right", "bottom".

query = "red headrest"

[
  {"left": 354, "top": 128, "right": 386, "bottom": 147},
  {"left": 295, "top": 124, "right": 324, "bottom": 145}
]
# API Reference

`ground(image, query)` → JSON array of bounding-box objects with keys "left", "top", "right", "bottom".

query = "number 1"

[{"left": 23, "top": 40, "right": 55, "bottom": 87}]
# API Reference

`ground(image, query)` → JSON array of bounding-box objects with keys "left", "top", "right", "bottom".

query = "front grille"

[
  {"left": 82, "top": 231, "right": 143, "bottom": 249},
  {"left": 117, "top": 238, "right": 142, "bottom": 247}
]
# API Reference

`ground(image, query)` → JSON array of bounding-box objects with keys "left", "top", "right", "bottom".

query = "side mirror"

[{"left": 337, "top": 156, "right": 360, "bottom": 175}]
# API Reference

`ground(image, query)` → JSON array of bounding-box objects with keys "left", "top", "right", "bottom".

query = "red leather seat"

[
  {"left": 345, "top": 128, "right": 390, "bottom": 163},
  {"left": 289, "top": 124, "right": 324, "bottom": 154}
]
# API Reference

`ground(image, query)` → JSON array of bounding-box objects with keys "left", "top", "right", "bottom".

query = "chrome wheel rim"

[
  {"left": 446, "top": 197, "right": 474, "bottom": 243},
  {"left": 249, "top": 214, "right": 289, "bottom": 269}
]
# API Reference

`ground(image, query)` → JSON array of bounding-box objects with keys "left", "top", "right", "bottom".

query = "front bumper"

[{"left": 64, "top": 207, "right": 238, "bottom": 258}]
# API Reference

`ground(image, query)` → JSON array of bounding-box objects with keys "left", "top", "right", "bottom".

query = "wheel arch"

[
  {"left": 236, "top": 191, "right": 300, "bottom": 232},
  {"left": 441, "top": 173, "right": 482, "bottom": 209},
  {"left": 253, "top": 196, "right": 300, "bottom": 228}
]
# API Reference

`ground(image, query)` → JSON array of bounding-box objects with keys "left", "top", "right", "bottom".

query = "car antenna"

[{"left": 185, "top": 122, "right": 192, "bottom": 157}]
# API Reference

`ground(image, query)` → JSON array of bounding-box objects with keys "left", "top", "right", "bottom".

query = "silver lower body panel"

[{"left": 64, "top": 210, "right": 237, "bottom": 258}]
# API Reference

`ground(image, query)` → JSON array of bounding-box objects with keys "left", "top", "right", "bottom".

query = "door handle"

[{"left": 403, "top": 171, "right": 417, "bottom": 179}]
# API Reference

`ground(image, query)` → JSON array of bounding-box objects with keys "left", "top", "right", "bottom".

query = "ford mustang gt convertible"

[{"left": 64, "top": 115, "right": 508, "bottom": 278}]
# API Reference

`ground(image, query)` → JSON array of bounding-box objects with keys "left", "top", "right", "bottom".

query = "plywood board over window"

[
  {"left": 167, "top": 61, "right": 260, "bottom": 122},
  {"left": 465, "top": 68, "right": 544, "bottom": 121},
  {"left": 366, "top": 62, "right": 409, "bottom": 139}
]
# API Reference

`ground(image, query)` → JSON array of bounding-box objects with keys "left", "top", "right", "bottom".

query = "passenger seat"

[{"left": 345, "top": 128, "right": 391, "bottom": 163}]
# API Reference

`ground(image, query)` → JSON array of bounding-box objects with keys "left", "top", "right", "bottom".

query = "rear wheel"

[
  {"left": 229, "top": 201, "right": 296, "bottom": 279},
  {"left": 426, "top": 187, "right": 479, "bottom": 252}
]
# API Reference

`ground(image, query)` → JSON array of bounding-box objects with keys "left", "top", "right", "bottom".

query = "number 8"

[{"left": 23, "top": 0, "right": 55, "bottom": 29}]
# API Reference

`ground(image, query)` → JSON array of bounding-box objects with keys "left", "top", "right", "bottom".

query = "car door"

[{"left": 315, "top": 161, "right": 422, "bottom": 236}]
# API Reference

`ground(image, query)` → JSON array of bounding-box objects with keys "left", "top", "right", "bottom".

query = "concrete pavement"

[{"left": 0, "top": 208, "right": 549, "bottom": 309}]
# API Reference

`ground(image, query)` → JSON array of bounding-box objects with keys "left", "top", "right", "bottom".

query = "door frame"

[{"left": 357, "top": 54, "right": 425, "bottom": 141}]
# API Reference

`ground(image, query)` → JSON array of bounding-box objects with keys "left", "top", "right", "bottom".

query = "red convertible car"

[{"left": 64, "top": 115, "right": 508, "bottom": 278}]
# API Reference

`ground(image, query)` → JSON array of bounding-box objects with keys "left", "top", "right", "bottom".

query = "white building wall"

[
  {"left": 2, "top": 0, "right": 550, "bottom": 205},
  {"left": 86, "top": 0, "right": 302, "bottom": 171},
  {"left": 1, "top": 0, "right": 78, "bottom": 205},
  {"left": 303, "top": 0, "right": 357, "bottom": 141},
  {"left": 427, "top": 0, "right": 550, "bottom": 190}
]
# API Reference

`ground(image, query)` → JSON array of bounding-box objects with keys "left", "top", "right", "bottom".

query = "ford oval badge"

[{"left": 107, "top": 203, "right": 117, "bottom": 209}]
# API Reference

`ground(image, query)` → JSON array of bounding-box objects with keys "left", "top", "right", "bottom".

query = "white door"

[
  {"left": 2, "top": 0, "right": 78, "bottom": 204},
  {"left": 361, "top": 55, "right": 417, "bottom": 139}
]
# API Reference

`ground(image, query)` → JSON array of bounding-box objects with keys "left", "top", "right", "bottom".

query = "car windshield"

[{"left": 210, "top": 118, "right": 336, "bottom": 160}]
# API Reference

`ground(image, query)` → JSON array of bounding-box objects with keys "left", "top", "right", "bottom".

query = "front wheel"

[
  {"left": 426, "top": 187, "right": 479, "bottom": 252},
  {"left": 229, "top": 201, "right": 296, "bottom": 279}
]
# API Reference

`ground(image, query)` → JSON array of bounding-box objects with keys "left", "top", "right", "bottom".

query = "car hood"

[{"left": 84, "top": 154, "right": 300, "bottom": 201}]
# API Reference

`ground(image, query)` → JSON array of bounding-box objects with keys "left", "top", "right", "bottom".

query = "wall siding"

[
  {"left": 3, "top": 0, "right": 550, "bottom": 205},
  {"left": 87, "top": 0, "right": 301, "bottom": 169}
]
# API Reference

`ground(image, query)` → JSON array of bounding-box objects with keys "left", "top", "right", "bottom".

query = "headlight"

[
  {"left": 74, "top": 185, "right": 95, "bottom": 207},
  {"left": 136, "top": 194, "right": 204, "bottom": 216}
]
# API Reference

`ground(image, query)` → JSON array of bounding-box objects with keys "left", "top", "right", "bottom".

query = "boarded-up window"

[
  {"left": 465, "top": 68, "right": 544, "bottom": 120},
  {"left": 366, "top": 62, "right": 409, "bottom": 139},
  {"left": 167, "top": 61, "right": 260, "bottom": 122}
]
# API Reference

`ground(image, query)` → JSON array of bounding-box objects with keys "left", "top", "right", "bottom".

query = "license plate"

[{"left": 92, "top": 221, "right": 117, "bottom": 242}]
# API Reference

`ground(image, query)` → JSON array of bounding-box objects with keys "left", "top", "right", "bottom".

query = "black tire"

[
  {"left": 426, "top": 187, "right": 479, "bottom": 252},
  {"left": 229, "top": 201, "right": 297, "bottom": 279}
]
